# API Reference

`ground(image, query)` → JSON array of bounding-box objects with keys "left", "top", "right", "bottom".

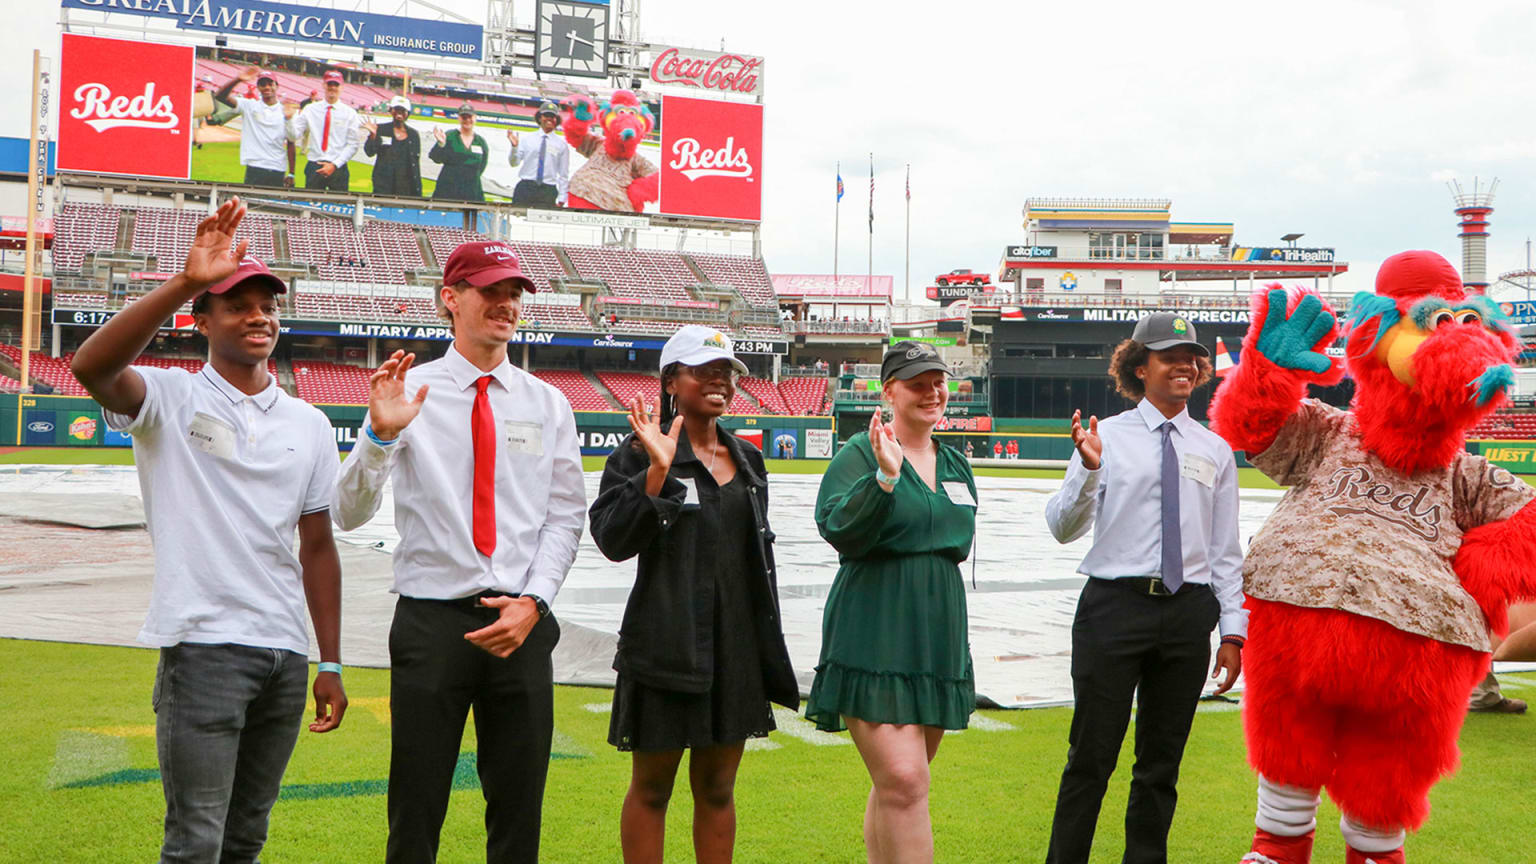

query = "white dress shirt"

[
  {"left": 289, "top": 98, "right": 361, "bottom": 167},
  {"left": 233, "top": 96, "right": 289, "bottom": 172},
  {"left": 104, "top": 364, "right": 339, "bottom": 655},
  {"left": 509, "top": 129, "right": 570, "bottom": 204},
  {"left": 1045, "top": 398, "right": 1248, "bottom": 638},
  {"left": 333, "top": 344, "right": 586, "bottom": 602}
]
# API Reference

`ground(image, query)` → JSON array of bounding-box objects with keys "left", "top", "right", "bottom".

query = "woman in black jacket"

[
  {"left": 589, "top": 327, "right": 797, "bottom": 864},
  {"left": 363, "top": 96, "right": 421, "bottom": 197}
]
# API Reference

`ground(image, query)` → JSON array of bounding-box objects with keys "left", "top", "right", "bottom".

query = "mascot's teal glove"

[
  {"left": 561, "top": 96, "right": 596, "bottom": 123},
  {"left": 1254, "top": 289, "right": 1336, "bottom": 375}
]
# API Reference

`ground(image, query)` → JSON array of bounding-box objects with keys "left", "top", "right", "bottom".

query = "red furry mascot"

[
  {"left": 1209, "top": 251, "right": 1536, "bottom": 863},
  {"left": 560, "top": 90, "right": 659, "bottom": 212}
]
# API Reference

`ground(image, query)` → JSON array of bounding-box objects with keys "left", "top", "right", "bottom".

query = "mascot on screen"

[
  {"left": 560, "top": 89, "right": 659, "bottom": 213},
  {"left": 1208, "top": 251, "right": 1536, "bottom": 864}
]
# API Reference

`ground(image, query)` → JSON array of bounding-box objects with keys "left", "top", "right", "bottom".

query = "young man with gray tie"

[{"left": 1042, "top": 312, "right": 1247, "bottom": 864}]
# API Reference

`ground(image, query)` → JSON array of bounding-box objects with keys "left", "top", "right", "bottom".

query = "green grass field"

[
  {"left": 2, "top": 639, "right": 1531, "bottom": 862},
  {"left": 190, "top": 141, "right": 440, "bottom": 198}
]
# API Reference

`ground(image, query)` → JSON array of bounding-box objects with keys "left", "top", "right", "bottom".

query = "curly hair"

[{"left": 1107, "top": 338, "right": 1214, "bottom": 401}]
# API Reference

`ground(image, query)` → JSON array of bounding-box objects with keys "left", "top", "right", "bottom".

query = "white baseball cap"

[
  {"left": 388, "top": 95, "right": 411, "bottom": 111},
  {"left": 660, "top": 325, "right": 748, "bottom": 375}
]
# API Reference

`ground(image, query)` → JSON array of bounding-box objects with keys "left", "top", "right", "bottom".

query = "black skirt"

[{"left": 608, "top": 472, "right": 776, "bottom": 752}]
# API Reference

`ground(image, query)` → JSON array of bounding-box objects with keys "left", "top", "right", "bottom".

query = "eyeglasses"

[{"left": 683, "top": 364, "right": 739, "bottom": 383}]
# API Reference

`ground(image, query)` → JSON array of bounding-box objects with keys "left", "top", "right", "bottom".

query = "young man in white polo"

[
  {"left": 71, "top": 197, "right": 347, "bottom": 863},
  {"left": 333, "top": 241, "right": 586, "bottom": 863}
]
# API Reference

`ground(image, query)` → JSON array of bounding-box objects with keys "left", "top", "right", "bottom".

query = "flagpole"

[
  {"left": 904, "top": 163, "right": 911, "bottom": 307},
  {"left": 834, "top": 161, "right": 840, "bottom": 282},
  {"left": 867, "top": 152, "right": 873, "bottom": 296}
]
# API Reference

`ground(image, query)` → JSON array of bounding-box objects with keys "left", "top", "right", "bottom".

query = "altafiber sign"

[
  {"left": 57, "top": 34, "right": 193, "bottom": 179},
  {"left": 60, "top": 0, "right": 484, "bottom": 60}
]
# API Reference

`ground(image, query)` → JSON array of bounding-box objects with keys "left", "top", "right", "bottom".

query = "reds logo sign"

[
  {"left": 658, "top": 96, "right": 763, "bottom": 222},
  {"left": 58, "top": 34, "right": 192, "bottom": 179}
]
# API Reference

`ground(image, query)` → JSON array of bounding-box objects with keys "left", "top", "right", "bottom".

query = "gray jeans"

[{"left": 154, "top": 643, "right": 308, "bottom": 864}]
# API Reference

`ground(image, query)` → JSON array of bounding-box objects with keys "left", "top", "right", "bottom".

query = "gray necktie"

[
  {"left": 1160, "top": 420, "right": 1184, "bottom": 592},
  {"left": 536, "top": 134, "right": 547, "bottom": 182}
]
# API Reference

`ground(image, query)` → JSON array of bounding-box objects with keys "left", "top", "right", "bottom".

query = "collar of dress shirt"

[
  {"left": 200, "top": 363, "right": 280, "bottom": 412},
  {"left": 1135, "top": 397, "right": 1192, "bottom": 434},
  {"left": 444, "top": 341, "right": 515, "bottom": 392}
]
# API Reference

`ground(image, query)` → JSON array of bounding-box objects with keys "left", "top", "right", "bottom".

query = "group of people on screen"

[{"left": 208, "top": 66, "right": 570, "bottom": 207}]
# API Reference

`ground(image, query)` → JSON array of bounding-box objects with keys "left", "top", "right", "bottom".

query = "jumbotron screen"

[{"left": 55, "top": 33, "right": 762, "bottom": 222}]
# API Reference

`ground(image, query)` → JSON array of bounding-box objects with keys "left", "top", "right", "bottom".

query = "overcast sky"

[{"left": 18, "top": 0, "right": 1536, "bottom": 303}]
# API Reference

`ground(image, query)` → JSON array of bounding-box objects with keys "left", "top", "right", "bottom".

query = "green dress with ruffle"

[{"left": 805, "top": 431, "right": 976, "bottom": 732}]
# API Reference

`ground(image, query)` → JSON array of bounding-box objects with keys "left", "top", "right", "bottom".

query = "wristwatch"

[{"left": 525, "top": 594, "right": 550, "bottom": 618}]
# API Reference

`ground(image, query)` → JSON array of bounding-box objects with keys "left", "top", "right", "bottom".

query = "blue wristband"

[
  {"left": 365, "top": 426, "right": 397, "bottom": 447},
  {"left": 875, "top": 468, "right": 899, "bottom": 487},
  {"left": 318, "top": 662, "right": 342, "bottom": 675}
]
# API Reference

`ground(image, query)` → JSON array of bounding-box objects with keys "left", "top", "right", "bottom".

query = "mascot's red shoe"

[
  {"left": 1242, "top": 828, "right": 1315, "bottom": 863},
  {"left": 560, "top": 90, "right": 658, "bottom": 213},
  {"left": 1210, "top": 251, "right": 1536, "bottom": 860},
  {"left": 1345, "top": 847, "right": 1405, "bottom": 864}
]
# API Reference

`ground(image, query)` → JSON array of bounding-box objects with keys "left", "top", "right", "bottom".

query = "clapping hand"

[
  {"left": 868, "top": 410, "right": 901, "bottom": 485},
  {"left": 184, "top": 197, "right": 248, "bottom": 288},
  {"left": 627, "top": 394, "right": 681, "bottom": 473},
  {"left": 367, "top": 350, "right": 429, "bottom": 440},
  {"left": 1071, "top": 409, "right": 1101, "bottom": 470}
]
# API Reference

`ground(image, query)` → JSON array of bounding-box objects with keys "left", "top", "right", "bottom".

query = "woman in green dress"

[
  {"left": 428, "top": 103, "right": 489, "bottom": 202},
  {"left": 807, "top": 340, "right": 977, "bottom": 864}
]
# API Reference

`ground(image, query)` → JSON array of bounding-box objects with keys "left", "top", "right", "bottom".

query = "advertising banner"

[
  {"left": 1230, "top": 246, "right": 1337, "bottom": 264},
  {"left": 1002, "top": 306, "right": 1253, "bottom": 325},
  {"left": 1497, "top": 299, "right": 1536, "bottom": 325},
  {"left": 61, "top": 0, "right": 484, "bottom": 61},
  {"left": 769, "top": 429, "right": 798, "bottom": 459},
  {"left": 804, "top": 428, "right": 834, "bottom": 459},
  {"left": 648, "top": 47, "right": 763, "bottom": 98},
  {"left": 772, "top": 274, "right": 893, "bottom": 298},
  {"left": 658, "top": 95, "right": 762, "bottom": 221},
  {"left": 58, "top": 34, "right": 193, "bottom": 179},
  {"left": 1004, "top": 245, "right": 1058, "bottom": 259}
]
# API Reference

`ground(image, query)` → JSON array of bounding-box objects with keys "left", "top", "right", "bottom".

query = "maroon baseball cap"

[
  {"left": 206, "top": 256, "right": 288, "bottom": 297},
  {"left": 443, "top": 242, "right": 536, "bottom": 293},
  {"left": 254, "top": 68, "right": 275, "bottom": 84},
  {"left": 323, "top": 70, "right": 344, "bottom": 84}
]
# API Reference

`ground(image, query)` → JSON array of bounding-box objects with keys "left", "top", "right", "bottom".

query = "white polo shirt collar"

[
  {"left": 200, "top": 362, "right": 281, "bottom": 413},
  {"left": 444, "top": 341, "right": 515, "bottom": 393}
]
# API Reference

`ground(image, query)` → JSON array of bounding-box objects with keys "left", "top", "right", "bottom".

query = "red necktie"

[
  {"left": 321, "top": 105, "right": 332, "bottom": 152},
  {"left": 472, "top": 375, "right": 496, "bottom": 557}
]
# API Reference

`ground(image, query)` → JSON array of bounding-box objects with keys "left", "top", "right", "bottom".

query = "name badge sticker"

[
  {"left": 941, "top": 481, "right": 977, "bottom": 507},
  {"left": 1180, "top": 452, "right": 1217, "bottom": 488},
  {"left": 503, "top": 420, "right": 544, "bottom": 456},
  {"left": 380, "top": 136, "right": 392, "bottom": 146},
  {"left": 678, "top": 477, "right": 701, "bottom": 509},
  {"left": 187, "top": 411, "right": 236, "bottom": 460}
]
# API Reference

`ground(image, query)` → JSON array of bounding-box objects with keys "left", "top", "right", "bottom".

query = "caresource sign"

[
  {"left": 648, "top": 47, "right": 762, "bottom": 98},
  {"left": 658, "top": 96, "right": 762, "bottom": 222},
  {"left": 58, "top": 34, "right": 192, "bottom": 179}
]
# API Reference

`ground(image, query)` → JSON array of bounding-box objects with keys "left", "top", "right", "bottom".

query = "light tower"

[{"left": 1449, "top": 177, "right": 1498, "bottom": 293}]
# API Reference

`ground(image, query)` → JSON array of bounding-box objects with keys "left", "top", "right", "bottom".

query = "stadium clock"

[{"left": 534, "top": 0, "right": 610, "bottom": 79}]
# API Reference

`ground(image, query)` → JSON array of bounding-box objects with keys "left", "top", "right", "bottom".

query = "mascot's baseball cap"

[
  {"left": 442, "top": 242, "right": 536, "bottom": 293},
  {"left": 193, "top": 257, "right": 287, "bottom": 312},
  {"left": 323, "top": 70, "right": 344, "bottom": 85},
  {"left": 882, "top": 340, "right": 950, "bottom": 381},
  {"left": 660, "top": 325, "right": 749, "bottom": 375},
  {"left": 535, "top": 101, "right": 561, "bottom": 125},
  {"left": 1132, "top": 312, "right": 1210, "bottom": 356},
  {"left": 1375, "top": 250, "right": 1465, "bottom": 304}
]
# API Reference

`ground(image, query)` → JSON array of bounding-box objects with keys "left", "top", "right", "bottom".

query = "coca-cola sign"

[
  {"left": 649, "top": 47, "right": 762, "bottom": 97},
  {"left": 658, "top": 95, "right": 762, "bottom": 222},
  {"left": 58, "top": 34, "right": 192, "bottom": 179}
]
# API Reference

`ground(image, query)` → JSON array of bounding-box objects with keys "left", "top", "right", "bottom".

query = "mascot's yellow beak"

[{"left": 1375, "top": 318, "right": 1429, "bottom": 387}]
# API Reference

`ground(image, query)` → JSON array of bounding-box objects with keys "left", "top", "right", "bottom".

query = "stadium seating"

[
  {"left": 286, "top": 217, "right": 376, "bottom": 282},
  {"left": 0, "top": 373, "right": 19, "bottom": 393},
  {"left": 738, "top": 376, "right": 789, "bottom": 414},
  {"left": 54, "top": 290, "right": 108, "bottom": 308},
  {"left": 531, "top": 369, "right": 612, "bottom": 411},
  {"left": 595, "top": 371, "right": 660, "bottom": 409},
  {"left": 779, "top": 377, "right": 830, "bottom": 415},
  {"left": 690, "top": 253, "right": 777, "bottom": 307},
  {"left": 53, "top": 202, "right": 121, "bottom": 272},
  {"left": 362, "top": 221, "right": 425, "bottom": 276},
  {"left": 292, "top": 360, "right": 371, "bottom": 404},
  {"left": 0, "top": 346, "right": 87, "bottom": 395},
  {"left": 195, "top": 59, "right": 399, "bottom": 111},
  {"left": 523, "top": 302, "right": 596, "bottom": 331},
  {"left": 131, "top": 206, "right": 276, "bottom": 269},
  {"left": 1469, "top": 413, "right": 1536, "bottom": 440},
  {"left": 564, "top": 246, "right": 693, "bottom": 303}
]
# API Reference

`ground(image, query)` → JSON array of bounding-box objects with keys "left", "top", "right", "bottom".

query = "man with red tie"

[
  {"left": 333, "top": 242, "right": 586, "bottom": 863},
  {"left": 289, "top": 69, "right": 360, "bottom": 192}
]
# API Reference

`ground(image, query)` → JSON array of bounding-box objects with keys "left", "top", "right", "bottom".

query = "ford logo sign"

[{"left": 27, "top": 421, "right": 55, "bottom": 433}]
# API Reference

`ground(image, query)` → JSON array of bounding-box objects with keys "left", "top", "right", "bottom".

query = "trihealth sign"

[
  {"left": 1230, "top": 246, "right": 1337, "bottom": 264},
  {"left": 61, "top": 0, "right": 484, "bottom": 60}
]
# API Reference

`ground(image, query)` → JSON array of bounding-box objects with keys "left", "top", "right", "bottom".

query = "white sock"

[
  {"left": 1339, "top": 814, "right": 1405, "bottom": 853},
  {"left": 1255, "top": 774, "right": 1321, "bottom": 836}
]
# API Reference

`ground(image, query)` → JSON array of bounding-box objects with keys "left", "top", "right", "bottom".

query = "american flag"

[
  {"left": 868, "top": 153, "right": 874, "bottom": 233},
  {"left": 906, "top": 164, "right": 910, "bottom": 201}
]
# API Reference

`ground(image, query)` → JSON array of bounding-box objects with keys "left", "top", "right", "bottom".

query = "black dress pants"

[
  {"left": 386, "top": 594, "right": 560, "bottom": 864},
  {"left": 1045, "top": 578, "right": 1220, "bottom": 864},
  {"left": 304, "top": 161, "right": 350, "bottom": 192},
  {"left": 511, "top": 179, "right": 559, "bottom": 208}
]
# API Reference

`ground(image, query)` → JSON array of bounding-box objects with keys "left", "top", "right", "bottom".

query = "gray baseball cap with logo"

[{"left": 1132, "top": 312, "right": 1210, "bottom": 356}]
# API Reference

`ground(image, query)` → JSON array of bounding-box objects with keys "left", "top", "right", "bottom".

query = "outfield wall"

[{"left": 3, "top": 394, "right": 837, "bottom": 459}]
